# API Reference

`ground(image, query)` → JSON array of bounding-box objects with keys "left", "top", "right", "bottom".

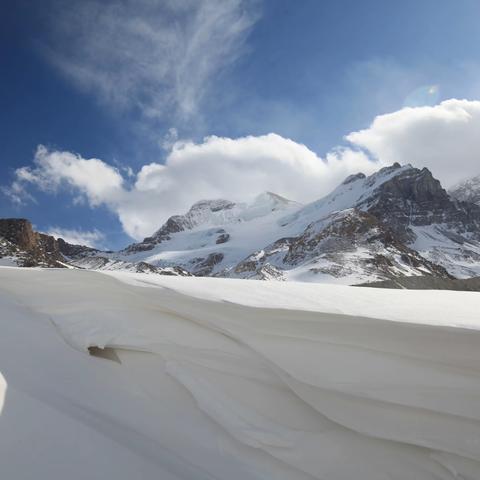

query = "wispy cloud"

[{"left": 42, "top": 0, "right": 259, "bottom": 127}]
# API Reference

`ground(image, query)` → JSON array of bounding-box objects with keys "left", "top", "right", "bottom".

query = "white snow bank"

[
  {"left": 1, "top": 267, "right": 480, "bottom": 479},
  {"left": 106, "top": 270, "right": 480, "bottom": 328}
]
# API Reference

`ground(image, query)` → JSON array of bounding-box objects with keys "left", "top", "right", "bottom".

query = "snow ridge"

[{"left": 2, "top": 267, "right": 480, "bottom": 479}]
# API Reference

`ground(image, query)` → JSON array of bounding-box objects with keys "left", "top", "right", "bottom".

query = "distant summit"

[{"left": 450, "top": 174, "right": 480, "bottom": 206}]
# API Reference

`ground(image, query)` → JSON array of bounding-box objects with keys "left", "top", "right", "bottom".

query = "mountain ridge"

[{"left": 2, "top": 164, "right": 480, "bottom": 284}]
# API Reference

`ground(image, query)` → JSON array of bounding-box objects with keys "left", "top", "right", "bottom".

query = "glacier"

[{"left": 1, "top": 266, "right": 480, "bottom": 479}]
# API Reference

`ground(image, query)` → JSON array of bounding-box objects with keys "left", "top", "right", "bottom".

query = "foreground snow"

[{"left": 1, "top": 268, "right": 480, "bottom": 479}]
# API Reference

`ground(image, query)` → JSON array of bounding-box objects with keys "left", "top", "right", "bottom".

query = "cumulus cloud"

[
  {"left": 43, "top": 0, "right": 259, "bottom": 123},
  {"left": 115, "top": 134, "right": 378, "bottom": 238},
  {"left": 8, "top": 99, "right": 480, "bottom": 241},
  {"left": 347, "top": 99, "right": 480, "bottom": 185},
  {"left": 45, "top": 228, "right": 106, "bottom": 248},
  {"left": 9, "top": 145, "right": 124, "bottom": 207},
  {"left": 5, "top": 135, "right": 378, "bottom": 240}
]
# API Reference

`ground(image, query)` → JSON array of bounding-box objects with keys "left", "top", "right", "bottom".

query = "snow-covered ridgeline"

[
  {"left": 2, "top": 164, "right": 480, "bottom": 282},
  {"left": 1, "top": 267, "right": 480, "bottom": 479},
  {"left": 111, "top": 163, "right": 480, "bottom": 281}
]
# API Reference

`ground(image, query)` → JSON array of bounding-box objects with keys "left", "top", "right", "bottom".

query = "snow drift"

[{"left": 1, "top": 266, "right": 480, "bottom": 479}]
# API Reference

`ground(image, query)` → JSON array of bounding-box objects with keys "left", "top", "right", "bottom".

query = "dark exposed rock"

[
  {"left": 0, "top": 218, "right": 190, "bottom": 277},
  {"left": 0, "top": 218, "right": 38, "bottom": 251},
  {"left": 360, "top": 167, "right": 480, "bottom": 242},
  {"left": 123, "top": 216, "right": 184, "bottom": 254},
  {"left": 229, "top": 207, "right": 451, "bottom": 282},
  {"left": 190, "top": 252, "right": 224, "bottom": 276},
  {"left": 284, "top": 209, "right": 450, "bottom": 280},
  {"left": 0, "top": 219, "right": 65, "bottom": 267},
  {"left": 232, "top": 237, "right": 293, "bottom": 277},
  {"left": 230, "top": 262, "right": 284, "bottom": 280},
  {"left": 57, "top": 238, "right": 101, "bottom": 258},
  {"left": 342, "top": 172, "right": 366, "bottom": 185},
  {"left": 216, "top": 232, "right": 230, "bottom": 244}
]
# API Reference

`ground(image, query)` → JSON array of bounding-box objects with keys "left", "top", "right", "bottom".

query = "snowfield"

[{"left": 1, "top": 267, "right": 480, "bottom": 479}]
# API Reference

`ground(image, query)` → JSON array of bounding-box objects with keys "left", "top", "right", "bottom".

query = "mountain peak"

[
  {"left": 189, "top": 199, "right": 236, "bottom": 213},
  {"left": 450, "top": 174, "right": 480, "bottom": 205},
  {"left": 251, "top": 191, "right": 299, "bottom": 209},
  {"left": 342, "top": 173, "right": 366, "bottom": 185}
]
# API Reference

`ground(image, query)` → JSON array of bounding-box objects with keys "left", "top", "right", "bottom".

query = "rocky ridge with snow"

[
  {"left": 0, "top": 219, "right": 189, "bottom": 276},
  {"left": 0, "top": 218, "right": 68, "bottom": 268},
  {"left": 1, "top": 164, "right": 480, "bottom": 284},
  {"left": 114, "top": 163, "right": 480, "bottom": 283},
  {"left": 450, "top": 174, "right": 480, "bottom": 206}
]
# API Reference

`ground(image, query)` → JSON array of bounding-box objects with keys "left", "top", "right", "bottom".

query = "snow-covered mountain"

[
  {"left": 2, "top": 163, "right": 480, "bottom": 284},
  {"left": 450, "top": 174, "right": 480, "bottom": 206},
  {"left": 112, "top": 162, "right": 480, "bottom": 282}
]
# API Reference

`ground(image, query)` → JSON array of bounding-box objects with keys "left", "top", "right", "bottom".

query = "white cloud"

[
  {"left": 45, "top": 228, "right": 106, "bottom": 249},
  {"left": 5, "top": 135, "right": 378, "bottom": 240},
  {"left": 43, "top": 0, "right": 259, "bottom": 123},
  {"left": 114, "top": 134, "right": 378, "bottom": 238},
  {"left": 15, "top": 145, "right": 124, "bottom": 207},
  {"left": 9, "top": 99, "right": 480, "bottom": 241},
  {"left": 347, "top": 99, "right": 480, "bottom": 185}
]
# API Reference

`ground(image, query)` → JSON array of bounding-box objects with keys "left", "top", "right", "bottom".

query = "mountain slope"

[
  {"left": 3, "top": 163, "right": 480, "bottom": 284},
  {"left": 118, "top": 192, "right": 302, "bottom": 276},
  {"left": 116, "top": 163, "right": 478, "bottom": 283},
  {"left": 0, "top": 219, "right": 189, "bottom": 276},
  {"left": 228, "top": 208, "right": 451, "bottom": 283},
  {"left": 450, "top": 174, "right": 480, "bottom": 206},
  {"left": 276, "top": 163, "right": 480, "bottom": 279}
]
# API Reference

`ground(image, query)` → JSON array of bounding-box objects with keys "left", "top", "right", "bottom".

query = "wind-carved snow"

[{"left": 1, "top": 267, "right": 480, "bottom": 479}]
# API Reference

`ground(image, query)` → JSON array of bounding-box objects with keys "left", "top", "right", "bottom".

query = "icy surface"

[{"left": 1, "top": 267, "right": 480, "bottom": 479}]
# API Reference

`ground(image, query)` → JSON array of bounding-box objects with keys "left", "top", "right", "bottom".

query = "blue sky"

[{"left": 3, "top": 0, "right": 480, "bottom": 248}]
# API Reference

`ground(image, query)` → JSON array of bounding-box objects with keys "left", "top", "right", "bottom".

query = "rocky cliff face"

[
  {"left": 0, "top": 219, "right": 66, "bottom": 267},
  {"left": 56, "top": 238, "right": 100, "bottom": 259},
  {"left": 226, "top": 208, "right": 451, "bottom": 282},
  {"left": 0, "top": 219, "right": 189, "bottom": 276},
  {"left": 363, "top": 165, "right": 480, "bottom": 242}
]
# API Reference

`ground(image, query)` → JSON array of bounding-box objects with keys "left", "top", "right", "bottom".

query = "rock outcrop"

[{"left": 0, "top": 219, "right": 65, "bottom": 267}]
